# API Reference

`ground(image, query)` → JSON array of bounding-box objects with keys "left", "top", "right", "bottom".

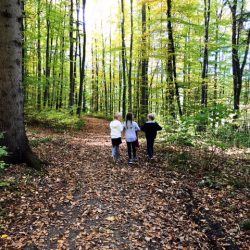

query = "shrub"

[
  {"left": 26, "top": 109, "right": 85, "bottom": 131},
  {"left": 0, "top": 133, "right": 8, "bottom": 172},
  {"left": 240, "top": 220, "right": 250, "bottom": 231},
  {"left": 216, "top": 124, "right": 250, "bottom": 148}
]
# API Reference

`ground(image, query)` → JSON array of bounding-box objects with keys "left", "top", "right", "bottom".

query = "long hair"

[{"left": 126, "top": 112, "right": 133, "bottom": 128}]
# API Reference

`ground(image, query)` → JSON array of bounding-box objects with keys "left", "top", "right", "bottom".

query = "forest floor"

[{"left": 0, "top": 117, "right": 249, "bottom": 250}]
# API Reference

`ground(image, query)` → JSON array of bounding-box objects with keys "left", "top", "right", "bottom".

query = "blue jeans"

[{"left": 112, "top": 146, "right": 120, "bottom": 160}]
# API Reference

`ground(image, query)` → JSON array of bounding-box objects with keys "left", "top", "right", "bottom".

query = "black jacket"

[{"left": 141, "top": 121, "right": 162, "bottom": 140}]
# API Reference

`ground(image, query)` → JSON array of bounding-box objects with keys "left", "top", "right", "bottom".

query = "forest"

[{"left": 0, "top": 0, "right": 249, "bottom": 249}]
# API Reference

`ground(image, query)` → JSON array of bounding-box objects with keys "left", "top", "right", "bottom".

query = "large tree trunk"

[{"left": 0, "top": 0, "right": 41, "bottom": 170}]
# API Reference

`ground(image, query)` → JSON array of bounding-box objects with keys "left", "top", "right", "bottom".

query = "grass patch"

[
  {"left": 0, "top": 181, "right": 13, "bottom": 188},
  {"left": 0, "top": 133, "right": 8, "bottom": 173},
  {"left": 30, "top": 137, "right": 52, "bottom": 147},
  {"left": 26, "top": 109, "right": 85, "bottom": 131}
]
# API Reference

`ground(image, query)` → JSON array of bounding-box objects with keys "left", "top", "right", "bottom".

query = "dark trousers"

[
  {"left": 147, "top": 138, "right": 155, "bottom": 159},
  {"left": 126, "top": 141, "right": 137, "bottom": 159}
]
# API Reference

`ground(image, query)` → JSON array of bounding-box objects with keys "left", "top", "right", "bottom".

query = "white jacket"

[
  {"left": 124, "top": 121, "right": 140, "bottom": 142},
  {"left": 110, "top": 120, "right": 123, "bottom": 139}
]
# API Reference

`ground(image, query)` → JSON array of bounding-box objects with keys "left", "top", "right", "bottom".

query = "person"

[
  {"left": 124, "top": 112, "right": 140, "bottom": 164},
  {"left": 110, "top": 112, "right": 123, "bottom": 163},
  {"left": 141, "top": 113, "right": 162, "bottom": 160}
]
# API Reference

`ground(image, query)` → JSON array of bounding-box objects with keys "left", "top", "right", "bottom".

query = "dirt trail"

[{"left": 0, "top": 117, "right": 247, "bottom": 249}]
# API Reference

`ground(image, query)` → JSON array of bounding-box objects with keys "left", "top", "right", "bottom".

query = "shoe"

[
  {"left": 128, "top": 159, "right": 133, "bottom": 164},
  {"left": 133, "top": 157, "right": 138, "bottom": 162}
]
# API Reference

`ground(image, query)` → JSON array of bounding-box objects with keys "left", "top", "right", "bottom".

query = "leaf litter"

[{"left": 0, "top": 117, "right": 249, "bottom": 249}]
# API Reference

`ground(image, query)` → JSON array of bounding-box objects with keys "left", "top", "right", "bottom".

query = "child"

[
  {"left": 141, "top": 113, "right": 162, "bottom": 160},
  {"left": 110, "top": 112, "right": 123, "bottom": 162},
  {"left": 124, "top": 112, "right": 140, "bottom": 164}
]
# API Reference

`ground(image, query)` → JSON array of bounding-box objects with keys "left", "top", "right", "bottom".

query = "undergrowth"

[
  {"left": 25, "top": 109, "right": 85, "bottom": 131},
  {"left": 87, "top": 112, "right": 113, "bottom": 121},
  {"left": 163, "top": 145, "right": 249, "bottom": 189}
]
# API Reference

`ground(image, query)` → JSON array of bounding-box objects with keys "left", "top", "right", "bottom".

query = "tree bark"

[
  {"left": 44, "top": 0, "right": 52, "bottom": 108},
  {"left": 228, "top": 0, "right": 250, "bottom": 111},
  {"left": 140, "top": 2, "right": 149, "bottom": 124},
  {"left": 102, "top": 30, "right": 108, "bottom": 115},
  {"left": 37, "top": 0, "right": 42, "bottom": 111},
  {"left": 166, "top": 0, "right": 182, "bottom": 117},
  {"left": 128, "top": 0, "right": 134, "bottom": 111},
  {"left": 77, "top": 0, "right": 86, "bottom": 115},
  {"left": 0, "top": 0, "right": 41, "bottom": 170},
  {"left": 201, "top": 0, "right": 211, "bottom": 107},
  {"left": 121, "top": 0, "right": 127, "bottom": 118},
  {"left": 69, "top": 0, "right": 75, "bottom": 112}
]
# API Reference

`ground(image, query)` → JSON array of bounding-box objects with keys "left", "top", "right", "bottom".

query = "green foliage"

[
  {"left": 198, "top": 176, "right": 222, "bottom": 190},
  {"left": 26, "top": 110, "right": 85, "bottom": 131},
  {"left": 166, "top": 131, "right": 195, "bottom": 147},
  {"left": 88, "top": 113, "right": 113, "bottom": 121},
  {"left": 0, "top": 133, "right": 8, "bottom": 172},
  {"left": 228, "top": 178, "right": 249, "bottom": 189},
  {"left": 30, "top": 137, "right": 52, "bottom": 147},
  {"left": 163, "top": 104, "right": 249, "bottom": 149},
  {"left": 240, "top": 220, "right": 250, "bottom": 231},
  {"left": 0, "top": 181, "right": 13, "bottom": 188},
  {"left": 215, "top": 124, "right": 250, "bottom": 148}
]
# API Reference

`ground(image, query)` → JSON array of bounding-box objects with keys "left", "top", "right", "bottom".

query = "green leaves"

[{"left": 0, "top": 133, "right": 8, "bottom": 172}]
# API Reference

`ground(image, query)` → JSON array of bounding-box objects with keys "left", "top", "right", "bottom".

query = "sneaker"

[
  {"left": 128, "top": 159, "right": 133, "bottom": 164},
  {"left": 148, "top": 156, "right": 153, "bottom": 161}
]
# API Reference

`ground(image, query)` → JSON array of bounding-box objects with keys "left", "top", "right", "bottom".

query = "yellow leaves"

[
  {"left": 1, "top": 234, "right": 9, "bottom": 239},
  {"left": 105, "top": 216, "right": 116, "bottom": 221},
  {"left": 57, "top": 239, "right": 64, "bottom": 244}
]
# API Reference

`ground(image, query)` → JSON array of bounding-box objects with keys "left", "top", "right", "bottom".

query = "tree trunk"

[
  {"left": 0, "top": 0, "right": 41, "bottom": 170},
  {"left": 77, "top": 0, "right": 86, "bottom": 115},
  {"left": 109, "top": 28, "right": 113, "bottom": 114},
  {"left": 166, "top": 0, "right": 182, "bottom": 117},
  {"left": 37, "top": 0, "right": 42, "bottom": 111},
  {"left": 102, "top": 31, "right": 108, "bottom": 115},
  {"left": 121, "top": 0, "right": 127, "bottom": 118},
  {"left": 166, "top": 0, "right": 175, "bottom": 118},
  {"left": 140, "top": 2, "right": 149, "bottom": 124},
  {"left": 94, "top": 38, "right": 99, "bottom": 112},
  {"left": 201, "top": 0, "right": 211, "bottom": 107},
  {"left": 69, "top": 0, "right": 75, "bottom": 112},
  {"left": 44, "top": 0, "right": 52, "bottom": 108},
  {"left": 228, "top": 0, "right": 250, "bottom": 111},
  {"left": 128, "top": 0, "right": 134, "bottom": 111}
]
